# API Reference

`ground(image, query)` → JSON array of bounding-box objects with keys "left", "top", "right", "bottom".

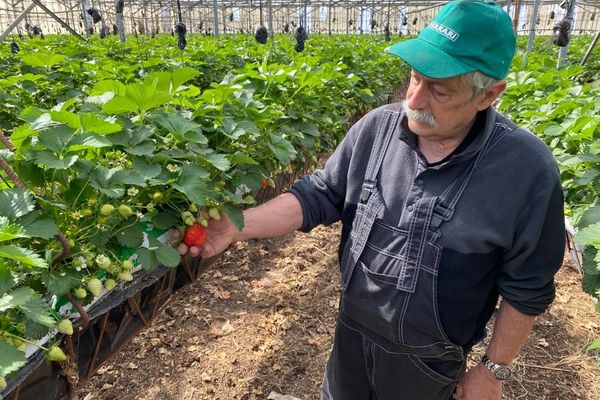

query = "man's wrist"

[{"left": 481, "top": 354, "right": 512, "bottom": 381}]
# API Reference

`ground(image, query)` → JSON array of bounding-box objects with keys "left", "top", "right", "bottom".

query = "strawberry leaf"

[{"left": 0, "top": 339, "right": 27, "bottom": 377}]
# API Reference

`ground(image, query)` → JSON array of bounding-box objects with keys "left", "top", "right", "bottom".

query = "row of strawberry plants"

[
  {"left": 0, "top": 34, "right": 407, "bottom": 390},
  {"left": 497, "top": 38, "right": 600, "bottom": 350}
]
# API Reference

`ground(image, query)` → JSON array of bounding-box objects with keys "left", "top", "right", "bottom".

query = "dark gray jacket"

[{"left": 290, "top": 103, "right": 565, "bottom": 347}]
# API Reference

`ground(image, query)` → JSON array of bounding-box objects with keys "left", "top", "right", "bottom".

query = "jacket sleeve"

[
  {"left": 496, "top": 168, "right": 565, "bottom": 316},
  {"left": 288, "top": 117, "right": 364, "bottom": 233}
]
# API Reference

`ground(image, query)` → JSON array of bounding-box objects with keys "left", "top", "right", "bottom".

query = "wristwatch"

[{"left": 481, "top": 355, "right": 512, "bottom": 381}]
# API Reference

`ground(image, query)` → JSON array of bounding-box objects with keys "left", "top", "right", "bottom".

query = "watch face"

[{"left": 494, "top": 366, "right": 512, "bottom": 380}]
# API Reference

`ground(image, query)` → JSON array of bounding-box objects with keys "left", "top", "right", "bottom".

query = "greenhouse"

[{"left": 0, "top": 0, "right": 599, "bottom": 399}]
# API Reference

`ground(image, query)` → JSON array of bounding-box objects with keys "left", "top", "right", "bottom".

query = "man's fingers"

[
  {"left": 177, "top": 242, "right": 188, "bottom": 255},
  {"left": 454, "top": 384, "right": 464, "bottom": 399},
  {"left": 188, "top": 245, "right": 201, "bottom": 257}
]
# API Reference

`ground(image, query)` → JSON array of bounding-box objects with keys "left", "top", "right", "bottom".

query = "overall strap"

[
  {"left": 430, "top": 119, "right": 518, "bottom": 231},
  {"left": 340, "top": 110, "right": 401, "bottom": 290}
]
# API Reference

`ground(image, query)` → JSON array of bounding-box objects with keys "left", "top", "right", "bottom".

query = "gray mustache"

[{"left": 402, "top": 103, "right": 438, "bottom": 128}]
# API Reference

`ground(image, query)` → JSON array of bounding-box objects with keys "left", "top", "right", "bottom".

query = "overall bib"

[{"left": 322, "top": 110, "right": 513, "bottom": 400}]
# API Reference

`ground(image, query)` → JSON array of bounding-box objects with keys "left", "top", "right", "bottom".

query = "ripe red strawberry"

[{"left": 183, "top": 223, "right": 206, "bottom": 247}]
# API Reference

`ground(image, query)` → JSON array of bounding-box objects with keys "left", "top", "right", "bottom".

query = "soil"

[{"left": 77, "top": 223, "right": 600, "bottom": 400}]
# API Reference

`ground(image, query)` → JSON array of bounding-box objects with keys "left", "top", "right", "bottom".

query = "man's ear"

[{"left": 476, "top": 80, "right": 507, "bottom": 111}]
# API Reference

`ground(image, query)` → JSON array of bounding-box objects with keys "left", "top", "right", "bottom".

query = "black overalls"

[{"left": 321, "top": 110, "right": 513, "bottom": 400}]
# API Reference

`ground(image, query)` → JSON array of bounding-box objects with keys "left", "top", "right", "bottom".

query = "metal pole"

[
  {"left": 512, "top": 0, "right": 521, "bottom": 33},
  {"left": 188, "top": 6, "right": 193, "bottom": 34},
  {"left": 558, "top": 0, "right": 578, "bottom": 67},
  {"left": 116, "top": 0, "right": 125, "bottom": 41},
  {"left": 212, "top": 0, "right": 219, "bottom": 38},
  {"left": 580, "top": 31, "right": 599, "bottom": 65},
  {"left": 222, "top": 0, "right": 227, "bottom": 34},
  {"left": 346, "top": 6, "right": 349, "bottom": 34},
  {"left": 81, "top": 0, "right": 90, "bottom": 37},
  {"left": 524, "top": 0, "right": 542, "bottom": 64},
  {"left": 268, "top": 0, "right": 273, "bottom": 47},
  {"left": 328, "top": 0, "right": 332, "bottom": 35}
]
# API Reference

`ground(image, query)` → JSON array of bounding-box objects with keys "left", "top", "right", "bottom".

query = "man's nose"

[{"left": 406, "top": 82, "right": 430, "bottom": 110}]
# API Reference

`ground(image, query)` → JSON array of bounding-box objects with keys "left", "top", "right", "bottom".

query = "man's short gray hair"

[{"left": 462, "top": 71, "right": 500, "bottom": 100}]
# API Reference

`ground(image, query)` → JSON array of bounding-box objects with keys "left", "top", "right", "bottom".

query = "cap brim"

[{"left": 387, "top": 38, "right": 476, "bottom": 79}]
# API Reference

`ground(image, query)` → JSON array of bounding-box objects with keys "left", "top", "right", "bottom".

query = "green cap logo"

[
  {"left": 429, "top": 21, "right": 459, "bottom": 42},
  {"left": 387, "top": 0, "right": 516, "bottom": 80}
]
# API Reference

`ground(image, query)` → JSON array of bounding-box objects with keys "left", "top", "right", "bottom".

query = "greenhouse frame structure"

[{"left": 0, "top": 0, "right": 599, "bottom": 39}]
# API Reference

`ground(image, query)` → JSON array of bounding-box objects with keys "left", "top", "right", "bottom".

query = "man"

[{"left": 179, "top": 1, "right": 565, "bottom": 399}]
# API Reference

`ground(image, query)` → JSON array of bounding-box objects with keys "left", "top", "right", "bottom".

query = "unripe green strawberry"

[
  {"left": 118, "top": 271, "right": 134, "bottom": 282},
  {"left": 199, "top": 218, "right": 209, "bottom": 228},
  {"left": 86, "top": 278, "right": 102, "bottom": 297},
  {"left": 88, "top": 198, "right": 97, "bottom": 206},
  {"left": 244, "top": 195, "right": 256, "bottom": 204},
  {"left": 188, "top": 203, "right": 198, "bottom": 213},
  {"left": 73, "top": 287, "right": 87, "bottom": 299},
  {"left": 118, "top": 204, "right": 133, "bottom": 218},
  {"left": 184, "top": 216, "right": 196, "bottom": 226},
  {"left": 0, "top": 375, "right": 6, "bottom": 390},
  {"left": 208, "top": 207, "right": 221, "bottom": 220},
  {"left": 57, "top": 319, "right": 73, "bottom": 335},
  {"left": 82, "top": 208, "right": 93, "bottom": 217},
  {"left": 152, "top": 191, "right": 164, "bottom": 202},
  {"left": 104, "top": 279, "right": 117, "bottom": 291},
  {"left": 46, "top": 346, "right": 67, "bottom": 362},
  {"left": 68, "top": 239, "right": 75, "bottom": 248},
  {"left": 100, "top": 204, "right": 115, "bottom": 216},
  {"left": 122, "top": 260, "right": 134, "bottom": 270}
]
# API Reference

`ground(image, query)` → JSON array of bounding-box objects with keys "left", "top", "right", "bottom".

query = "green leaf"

[
  {"left": 38, "top": 126, "right": 76, "bottom": 152},
  {"left": 157, "top": 112, "right": 202, "bottom": 137},
  {"left": 127, "top": 141, "right": 155, "bottom": 156},
  {"left": 0, "top": 287, "right": 34, "bottom": 312},
  {"left": 0, "top": 262, "right": 16, "bottom": 294},
  {"left": 90, "top": 80, "right": 126, "bottom": 96},
  {"left": 116, "top": 222, "right": 144, "bottom": 248},
  {"left": 173, "top": 165, "right": 209, "bottom": 206},
  {"left": 125, "top": 83, "right": 172, "bottom": 113},
  {"left": 112, "top": 170, "right": 147, "bottom": 187},
  {"left": 80, "top": 114, "right": 122, "bottom": 135},
  {"left": 32, "top": 150, "right": 78, "bottom": 170},
  {"left": 19, "top": 294, "right": 55, "bottom": 327},
  {"left": 0, "top": 223, "right": 28, "bottom": 242},
  {"left": 575, "top": 222, "right": 600, "bottom": 247},
  {"left": 103, "top": 96, "right": 139, "bottom": 114},
  {"left": 588, "top": 337, "right": 600, "bottom": 350},
  {"left": 90, "top": 230, "right": 111, "bottom": 247},
  {"left": 18, "top": 211, "right": 58, "bottom": 240},
  {"left": 0, "top": 188, "right": 35, "bottom": 219},
  {"left": 24, "top": 319, "right": 50, "bottom": 340},
  {"left": 269, "top": 133, "right": 297, "bottom": 165},
  {"left": 223, "top": 204, "right": 244, "bottom": 231},
  {"left": 580, "top": 205, "right": 600, "bottom": 228},
  {"left": 43, "top": 270, "right": 81, "bottom": 295},
  {"left": 49, "top": 110, "right": 80, "bottom": 129},
  {"left": 67, "top": 133, "right": 112, "bottom": 151},
  {"left": 132, "top": 158, "right": 162, "bottom": 179},
  {"left": 136, "top": 247, "right": 157, "bottom": 271},
  {"left": 145, "top": 68, "right": 200, "bottom": 94},
  {"left": 0, "top": 245, "right": 47, "bottom": 267},
  {"left": 0, "top": 339, "right": 27, "bottom": 377},
  {"left": 228, "top": 152, "right": 259, "bottom": 166},
  {"left": 10, "top": 125, "right": 37, "bottom": 151},
  {"left": 151, "top": 211, "right": 180, "bottom": 230},
  {"left": 202, "top": 153, "right": 231, "bottom": 171},
  {"left": 155, "top": 244, "right": 180, "bottom": 268},
  {"left": 21, "top": 53, "right": 66, "bottom": 68}
]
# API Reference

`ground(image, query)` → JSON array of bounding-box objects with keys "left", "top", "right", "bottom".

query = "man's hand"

[
  {"left": 175, "top": 212, "right": 239, "bottom": 258},
  {"left": 454, "top": 363, "right": 501, "bottom": 400}
]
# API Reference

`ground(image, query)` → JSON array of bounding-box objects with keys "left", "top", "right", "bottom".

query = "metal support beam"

[
  {"left": 0, "top": 2, "right": 36, "bottom": 40},
  {"left": 581, "top": 31, "right": 599, "bottom": 66},
  {"left": 558, "top": 0, "right": 578, "bottom": 67},
  {"left": 1, "top": 1, "right": 85, "bottom": 41},
  {"left": 212, "top": 0, "right": 219, "bottom": 38}
]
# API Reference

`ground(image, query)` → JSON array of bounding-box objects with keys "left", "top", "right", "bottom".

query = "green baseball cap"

[{"left": 387, "top": 0, "right": 516, "bottom": 79}]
